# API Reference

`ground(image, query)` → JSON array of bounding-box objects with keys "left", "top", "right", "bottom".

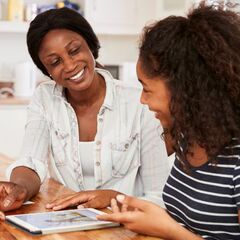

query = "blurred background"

[{"left": 0, "top": 0, "right": 237, "bottom": 157}]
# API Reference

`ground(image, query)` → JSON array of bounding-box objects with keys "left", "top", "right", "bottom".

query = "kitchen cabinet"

[
  {"left": 0, "top": 0, "right": 157, "bottom": 35},
  {"left": 78, "top": 0, "right": 195, "bottom": 35},
  {"left": 78, "top": 0, "right": 156, "bottom": 35},
  {"left": 0, "top": 0, "right": 202, "bottom": 34},
  {"left": 155, "top": 0, "right": 195, "bottom": 19}
]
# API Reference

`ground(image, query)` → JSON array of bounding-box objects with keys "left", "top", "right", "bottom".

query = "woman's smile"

[{"left": 66, "top": 67, "right": 86, "bottom": 83}]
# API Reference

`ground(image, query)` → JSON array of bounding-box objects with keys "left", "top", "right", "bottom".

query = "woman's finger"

[
  {"left": 116, "top": 195, "right": 150, "bottom": 212},
  {"left": 52, "top": 193, "right": 91, "bottom": 210},
  {"left": 0, "top": 211, "right": 5, "bottom": 221},
  {"left": 46, "top": 194, "right": 75, "bottom": 208},
  {"left": 111, "top": 198, "right": 120, "bottom": 213},
  {"left": 97, "top": 211, "right": 134, "bottom": 223},
  {"left": 121, "top": 203, "right": 128, "bottom": 212}
]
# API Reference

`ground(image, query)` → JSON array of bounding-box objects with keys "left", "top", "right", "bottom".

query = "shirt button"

[
  {"left": 96, "top": 161, "right": 101, "bottom": 166},
  {"left": 98, "top": 118, "right": 103, "bottom": 122},
  {"left": 96, "top": 140, "right": 101, "bottom": 145},
  {"left": 125, "top": 143, "right": 129, "bottom": 149}
]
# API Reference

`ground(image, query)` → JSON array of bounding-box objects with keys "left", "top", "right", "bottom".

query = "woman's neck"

[
  {"left": 186, "top": 144, "right": 208, "bottom": 167},
  {"left": 66, "top": 72, "right": 106, "bottom": 108}
]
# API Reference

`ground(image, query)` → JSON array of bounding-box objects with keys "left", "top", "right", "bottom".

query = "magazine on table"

[{"left": 6, "top": 208, "right": 119, "bottom": 235}]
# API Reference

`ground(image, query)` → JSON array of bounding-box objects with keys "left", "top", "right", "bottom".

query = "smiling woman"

[{"left": 0, "top": 8, "right": 170, "bottom": 216}]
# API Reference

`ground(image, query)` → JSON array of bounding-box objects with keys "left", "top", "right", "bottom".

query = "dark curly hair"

[
  {"left": 139, "top": 0, "right": 240, "bottom": 167},
  {"left": 27, "top": 7, "right": 101, "bottom": 78}
]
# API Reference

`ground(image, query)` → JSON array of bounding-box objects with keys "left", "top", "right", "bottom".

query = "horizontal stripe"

[
  {"left": 195, "top": 170, "right": 233, "bottom": 178},
  {"left": 165, "top": 182, "right": 236, "bottom": 207},
  {"left": 163, "top": 145, "right": 240, "bottom": 239},
  {"left": 169, "top": 211, "right": 240, "bottom": 236},
  {"left": 166, "top": 202, "right": 239, "bottom": 226},
  {"left": 174, "top": 165, "right": 235, "bottom": 189},
  {"left": 164, "top": 192, "right": 238, "bottom": 217},
  {"left": 170, "top": 173, "right": 235, "bottom": 197}
]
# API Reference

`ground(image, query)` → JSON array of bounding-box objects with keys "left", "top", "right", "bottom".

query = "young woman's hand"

[
  {"left": 0, "top": 181, "right": 27, "bottom": 212},
  {"left": 97, "top": 195, "right": 203, "bottom": 240},
  {"left": 46, "top": 189, "right": 120, "bottom": 210},
  {"left": 0, "top": 211, "right": 5, "bottom": 221}
]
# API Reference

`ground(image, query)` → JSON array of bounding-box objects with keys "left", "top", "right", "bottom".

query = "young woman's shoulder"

[{"left": 113, "top": 80, "right": 142, "bottom": 101}]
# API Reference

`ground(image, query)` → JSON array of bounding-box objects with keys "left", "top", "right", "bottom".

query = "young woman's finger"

[{"left": 116, "top": 195, "right": 150, "bottom": 212}]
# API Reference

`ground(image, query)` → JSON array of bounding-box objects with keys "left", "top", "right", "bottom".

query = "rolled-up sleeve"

[
  {"left": 139, "top": 106, "right": 170, "bottom": 207},
  {"left": 6, "top": 87, "right": 50, "bottom": 183}
]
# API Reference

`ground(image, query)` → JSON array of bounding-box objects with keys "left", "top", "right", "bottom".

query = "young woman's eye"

[{"left": 143, "top": 88, "right": 150, "bottom": 93}]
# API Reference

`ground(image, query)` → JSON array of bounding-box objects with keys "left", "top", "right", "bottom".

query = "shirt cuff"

[{"left": 6, "top": 157, "right": 47, "bottom": 183}]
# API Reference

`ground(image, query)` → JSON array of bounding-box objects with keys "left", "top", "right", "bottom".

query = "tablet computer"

[{"left": 6, "top": 208, "right": 119, "bottom": 235}]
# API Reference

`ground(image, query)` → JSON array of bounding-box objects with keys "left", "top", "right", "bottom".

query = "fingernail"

[
  {"left": 116, "top": 195, "right": 125, "bottom": 203},
  {"left": 77, "top": 205, "right": 85, "bottom": 209},
  {"left": 52, "top": 206, "right": 60, "bottom": 211},
  {"left": 3, "top": 200, "right": 10, "bottom": 208}
]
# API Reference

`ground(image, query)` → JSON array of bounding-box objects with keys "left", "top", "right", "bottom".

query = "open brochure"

[{"left": 6, "top": 208, "right": 119, "bottom": 235}]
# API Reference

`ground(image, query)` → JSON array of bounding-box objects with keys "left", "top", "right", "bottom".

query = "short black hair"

[{"left": 27, "top": 7, "right": 100, "bottom": 77}]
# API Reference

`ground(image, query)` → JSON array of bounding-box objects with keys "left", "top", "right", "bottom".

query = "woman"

[
  {"left": 98, "top": 1, "right": 240, "bottom": 239},
  {"left": 0, "top": 7, "right": 169, "bottom": 216}
]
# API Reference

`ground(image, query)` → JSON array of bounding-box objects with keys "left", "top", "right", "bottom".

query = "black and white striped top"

[{"left": 163, "top": 142, "right": 240, "bottom": 240}]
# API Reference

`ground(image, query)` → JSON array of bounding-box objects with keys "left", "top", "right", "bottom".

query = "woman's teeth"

[{"left": 69, "top": 68, "right": 84, "bottom": 80}]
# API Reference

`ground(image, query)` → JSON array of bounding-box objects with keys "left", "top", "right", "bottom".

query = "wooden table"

[{"left": 0, "top": 154, "right": 162, "bottom": 240}]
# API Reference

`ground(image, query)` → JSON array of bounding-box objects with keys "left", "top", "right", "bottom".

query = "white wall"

[{"left": 0, "top": 33, "right": 140, "bottom": 82}]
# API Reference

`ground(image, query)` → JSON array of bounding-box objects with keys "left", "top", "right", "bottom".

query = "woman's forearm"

[
  {"left": 10, "top": 166, "right": 41, "bottom": 201},
  {"left": 168, "top": 221, "right": 203, "bottom": 240}
]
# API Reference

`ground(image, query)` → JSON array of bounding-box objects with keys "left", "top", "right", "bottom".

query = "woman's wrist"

[{"left": 167, "top": 221, "right": 203, "bottom": 240}]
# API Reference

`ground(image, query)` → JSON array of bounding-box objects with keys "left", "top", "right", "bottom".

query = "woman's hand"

[
  {"left": 0, "top": 181, "right": 27, "bottom": 212},
  {"left": 97, "top": 195, "right": 203, "bottom": 240},
  {"left": 0, "top": 211, "right": 5, "bottom": 221},
  {"left": 46, "top": 189, "right": 120, "bottom": 210}
]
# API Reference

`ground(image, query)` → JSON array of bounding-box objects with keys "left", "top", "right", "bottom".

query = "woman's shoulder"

[
  {"left": 31, "top": 80, "right": 59, "bottom": 105},
  {"left": 36, "top": 80, "right": 56, "bottom": 91},
  {"left": 114, "top": 80, "right": 142, "bottom": 95},
  {"left": 97, "top": 67, "right": 142, "bottom": 98}
]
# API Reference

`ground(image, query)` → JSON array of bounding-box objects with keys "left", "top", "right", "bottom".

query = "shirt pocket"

[
  {"left": 50, "top": 126, "right": 69, "bottom": 166},
  {"left": 111, "top": 133, "right": 140, "bottom": 178}
]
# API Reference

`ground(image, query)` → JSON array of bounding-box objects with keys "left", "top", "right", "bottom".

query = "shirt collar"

[{"left": 52, "top": 68, "right": 114, "bottom": 110}]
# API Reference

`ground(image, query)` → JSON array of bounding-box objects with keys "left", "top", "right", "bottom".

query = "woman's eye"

[
  {"left": 50, "top": 59, "right": 60, "bottom": 67},
  {"left": 69, "top": 47, "right": 80, "bottom": 55}
]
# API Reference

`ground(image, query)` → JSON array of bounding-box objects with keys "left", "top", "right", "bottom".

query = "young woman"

[
  {"left": 0, "top": 7, "right": 169, "bottom": 217},
  {"left": 98, "top": 1, "right": 240, "bottom": 239}
]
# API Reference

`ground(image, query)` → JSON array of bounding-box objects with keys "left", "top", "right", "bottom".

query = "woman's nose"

[{"left": 63, "top": 57, "right": 76, "bottom": 73}]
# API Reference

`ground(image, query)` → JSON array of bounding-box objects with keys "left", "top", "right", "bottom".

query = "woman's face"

[
  {"left": 137, "top": 59, "right": 172, "bottom": 128},
  {"left": 39, "top": 29, "right": 96, "bottom": 92}
]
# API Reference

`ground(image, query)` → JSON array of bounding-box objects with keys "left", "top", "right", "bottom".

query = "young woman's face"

[
  {"left": 39, "top": 29, "right": 96, "bottom": 92},
  {"left": 137, "top": 59, "right": 172, "bottom": 128}
]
